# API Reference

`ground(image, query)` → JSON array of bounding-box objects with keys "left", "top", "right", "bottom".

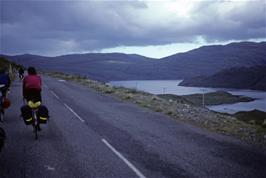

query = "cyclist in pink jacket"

[{"left": 23, "top": 67, "right": 42, "bottom": 102}]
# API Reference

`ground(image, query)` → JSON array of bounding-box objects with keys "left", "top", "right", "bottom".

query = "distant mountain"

[
  {"left": 1, "top": 41, "right": 266, "bottom": 82},
  {"left": 1, "top": 53, "right": 156, "bottom": 81},
  {"left": 179, "top": 65, "right": 266, "bottom": 91},
  {"left": 158, "top": 41, "right": 266, "bottom": 77}
]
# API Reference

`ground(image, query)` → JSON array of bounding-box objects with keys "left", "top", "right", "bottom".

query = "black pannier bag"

[
  {"left": 37, "top": 105, "right": 49, "bottom": 124},
  {"left": 20, "top": 105, "right": 33, "bottom": 125}
]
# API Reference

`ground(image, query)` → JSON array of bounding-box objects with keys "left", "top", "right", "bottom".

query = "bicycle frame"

[{"left": 32, "top": 109, "right": 39, "bottom": 140}]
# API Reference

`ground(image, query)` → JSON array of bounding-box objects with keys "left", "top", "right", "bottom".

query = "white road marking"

[
  {"left": 102, "top": 139, "right": 147, "bottom": 178},
  {"left": 44, "top": 165, "right": 55, "bottom": 171},
  {"left": 50, "top": 90, "right": 60, "bottom": 99},
  {"left": 58, "top": 79, "right": 66, "bottom": 82},
  {"left": 43, "top": 83, "right": 49, "bottom": 89},
  {"left": 63, "top": 103, "right": 85, "bottom": 122}
]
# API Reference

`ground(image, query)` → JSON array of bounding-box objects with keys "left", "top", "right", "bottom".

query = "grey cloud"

[
  {"left": 190, "top": 1, "right": 266, "bottom": 41},
  {"left": 0, "top": 0, "right": 265, "bottom": 55}
]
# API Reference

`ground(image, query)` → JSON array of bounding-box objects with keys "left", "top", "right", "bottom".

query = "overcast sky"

[{"left": 0, "top": 0, "right": 265, "bottom": 58}]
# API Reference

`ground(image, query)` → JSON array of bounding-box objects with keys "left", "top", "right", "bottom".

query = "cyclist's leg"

[
  {"left": 38, "top": 90, "right": 42, "bottom": 102},
  {"left": 1, "top": 88, "right": 6, "bottom": 98},
  {"left": 24, "top": 89, "right": 31, "bottom": 103},
  {"left": 2, "top": 86, "right": 9, "bottom": 98}
]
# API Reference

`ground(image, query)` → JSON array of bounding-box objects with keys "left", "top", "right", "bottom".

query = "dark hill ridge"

[
  {"left": 179, "top": 65, "right": 266, "bottom": 91},
  {"left": 1, "top": 41, "right": 266, "bottom": 82},
  {"left": 158, "top": 41, "right": 266, "bottom": 77}
]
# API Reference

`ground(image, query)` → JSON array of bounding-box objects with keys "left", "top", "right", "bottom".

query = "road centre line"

[
  {"left": 102, "top": 139, "right": 147, "bottom": 178},
  {"left": 43, "top": 83, "right": 49, "bottom": 89},
  {"left": 48, "top": 89, "right": 84, "bottom": 123},
  {"left": 50, "top": 90, "right": 60, "bottom": 99},
  {"left": 63, "top": 103, "right": 85, "bottom": 123}
]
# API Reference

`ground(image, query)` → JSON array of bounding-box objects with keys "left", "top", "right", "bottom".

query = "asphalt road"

[{"left": 0, "top": 76, "right": 266, "bottom": 178}]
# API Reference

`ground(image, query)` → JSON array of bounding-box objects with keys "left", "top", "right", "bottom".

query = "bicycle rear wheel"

[
  {"left": 32, "top": 111, "right": 38, "bottom": 140},
  {"left": 34, "top": 125, "right": 38, "bottom": 140}
]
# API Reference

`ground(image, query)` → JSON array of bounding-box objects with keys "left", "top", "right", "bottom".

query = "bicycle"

[
  {"left": 26, "top": 100, "right": 48, "bottom": 140},
  {"left": 27, "top": 101, "right": 42, "bottom": 140},
  {"left": 0, "top": 84, "right": 5, "bottom": 122}
]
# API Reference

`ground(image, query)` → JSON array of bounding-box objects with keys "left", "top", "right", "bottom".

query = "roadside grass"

[
  {"left": 46, "top": 72, "right": 266, "bottom": 146},
  {"left": 0, "top": 57, "right": 23, "bottom": 81}
]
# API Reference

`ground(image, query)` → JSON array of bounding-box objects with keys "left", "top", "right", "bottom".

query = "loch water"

[{"left": 109, "top": 80, "right": 266, "bottom": 114}]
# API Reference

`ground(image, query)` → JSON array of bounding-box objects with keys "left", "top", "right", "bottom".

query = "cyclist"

[
  {"left": 0, "top": 68, "right": 11, "bottom": 97},
  {"left": 18, "top": 67, "right": 24, "bottom": 80},
  {"left": 23, "top": 67, "right": 42, "bottom": 131},
  {"left": 0, "top": 68, "right": 11, "bottom": 122},
  {"left": 23, "top": 67, "right": 42, "bottom": 103}
]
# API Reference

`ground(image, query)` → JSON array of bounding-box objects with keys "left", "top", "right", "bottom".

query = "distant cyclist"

[
  {"left": 18, "top": 67, "right": 24, "bottom": 80},
  {"left": 23, "top": 67, "right": 42, "bottom": 103}
]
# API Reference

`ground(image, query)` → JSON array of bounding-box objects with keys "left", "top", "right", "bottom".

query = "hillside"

[
  {"left": 0, "top": 57, "right": 22, "bottom": 70},
  {"left": 158, "top": 41, "right": 266, "bottom": 77},
  {"left": 1, "top": 41, "right": 265, "bottom": 82},
  {"left": 179, "top": 65, "right": 266, "bottom": 91},
  {"left": 1, "top": 53, "right": 157, "bottom": 81}
]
